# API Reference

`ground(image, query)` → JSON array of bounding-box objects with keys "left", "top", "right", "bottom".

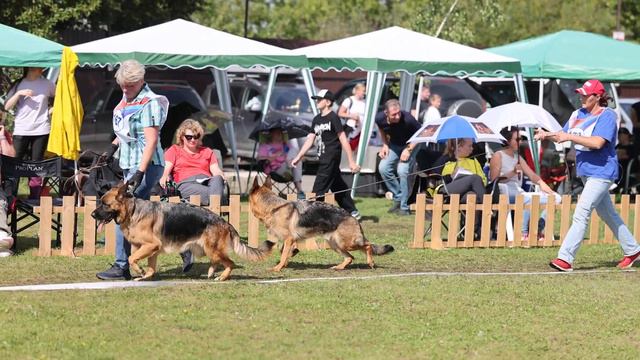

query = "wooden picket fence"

[
  {"left": 31, "top": 193, "right": 335, "bottom": 257},
  {"left": 410, "top": 193, "right": 640, "bottom": 249}
]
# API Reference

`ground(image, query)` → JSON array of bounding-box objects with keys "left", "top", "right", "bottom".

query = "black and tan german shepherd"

[
  {"left": 92, "top": 183, "right": 275, "bottom": 281},
  {"left": 249, "top": 177, "right": 394, "bottom": 271}
]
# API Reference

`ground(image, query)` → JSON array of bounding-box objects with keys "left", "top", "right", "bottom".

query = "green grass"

[{"left": 1, "top": 197, "right": 639, "bottom": 359}]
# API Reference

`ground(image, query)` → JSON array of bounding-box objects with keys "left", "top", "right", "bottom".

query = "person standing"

[
  {"left": 422, "top": 94, "right": 442, "bottom": 124},
  {"left": 376, "top": 99, "right": 421, "bottom": 215},
  {"left": 0, "top": 125, "right": 16, "bottom": 257},
  {"left": 4, "top": 67, "right": 56, "bottom": 198},
  {"left": 411, "top": 83, "right": 431, "bottom": 120},
  {"left": 96, "top": 60, "right": 169, "bottom": 280},
  {"left": 291, "top": 89, "right": 362, "bottom": 220},
  {"left": 536, "top": 79, "right": 640, "bottom": 272},
  {"left": 337, "top": 82, "right": 366, "bottom": 150}
]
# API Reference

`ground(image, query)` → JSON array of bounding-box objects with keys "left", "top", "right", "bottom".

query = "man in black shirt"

[
  {"left": 291, "top": 89, "right": 362, "bottom": 220},
  {"left": 376, "top": 99, "right": 421, "bottom": 215}
]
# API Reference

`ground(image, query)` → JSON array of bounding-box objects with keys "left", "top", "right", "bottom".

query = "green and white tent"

[
  {"left": 487, "top": 30, "right": 640, "bottom": 81},
  {"left": 73, "top": 19, "right": 308, "bottom": 191},
  {"left": 294, "top": 26, "right": 522, "bottom": 195},
  {"left": 0, "top": 23, "right": 63, "bottom": 67}
]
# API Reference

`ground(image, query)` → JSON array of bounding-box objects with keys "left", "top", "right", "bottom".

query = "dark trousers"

[
  {"left": 312, "top": 156, "right": 357, "bottom": 213},
  {"left": 13, "top": 134, "right": 49, "bottom": 161},
  {"left": 445, "top": 174, "right": 485, "bottom": 203}
]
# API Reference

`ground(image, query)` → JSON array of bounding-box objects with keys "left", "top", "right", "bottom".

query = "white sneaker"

[{"left": 0, "top": 249, "right": 13, "bottom": 257}]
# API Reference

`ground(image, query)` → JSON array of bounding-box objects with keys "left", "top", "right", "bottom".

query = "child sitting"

[{"left": 257, "top": 128, "right": 304, "bottom": 198}]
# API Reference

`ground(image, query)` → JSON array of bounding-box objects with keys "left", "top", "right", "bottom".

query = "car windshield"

[
  {"left": 269, "top": 87, "right": 313, "bottom": 115},
  {"left": 151, "top": 85, "right": 205, "bottom": 111}
]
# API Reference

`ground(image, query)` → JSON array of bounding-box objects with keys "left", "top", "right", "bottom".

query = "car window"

[
  {"left": 106, "top": 89, "right": 122, "bottom": 111},
  {"left": 270, "top": 87, "right": 313, "bottom": 115},
  {"left": 151, "top": 85, "right": 204, "bottom": 111}
]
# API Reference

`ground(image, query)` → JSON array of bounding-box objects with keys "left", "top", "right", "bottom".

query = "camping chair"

[
  {"left": 1, "top": 155, "right": 69, "bottom": 248},
  {"left": 255, "top": 134, "right": 298, "bottom": 197},
  {"left": 421, "top": 173, "right": 500, "bottom": 242}
]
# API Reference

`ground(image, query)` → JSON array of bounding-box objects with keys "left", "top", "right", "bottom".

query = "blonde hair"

[
  {"left": 352, "top": 83, "right": 366, "bottom": 95},
  {"left": 175, "top": 119, "right": 204, "bottom": 146},
  {"left": 115, "top": 59, "right": 146, "bottom": 85}
]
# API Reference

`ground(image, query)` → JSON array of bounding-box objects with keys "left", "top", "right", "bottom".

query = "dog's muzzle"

[{"left": 91, "top": 207, "right": 117, "bottom": 223}]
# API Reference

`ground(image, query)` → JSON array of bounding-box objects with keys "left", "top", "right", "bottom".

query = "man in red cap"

[{"left": 536, "top": 79, "right": 640, "bottom": 272}]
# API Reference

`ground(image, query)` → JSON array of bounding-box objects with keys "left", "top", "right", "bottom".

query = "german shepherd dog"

[
  {"left": 92, "top": 183, "right": 275, "bottom": 281},
  {"left": 249, "top": 177, "right": 394, "bottom": 271}
]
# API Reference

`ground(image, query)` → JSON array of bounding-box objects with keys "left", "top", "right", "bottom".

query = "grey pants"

[
  {"left": 0, "top": 190, "right": 12, "bottom": 238},
  {"left": 177, "top": 174, "right": 224, "bottom": 206}
]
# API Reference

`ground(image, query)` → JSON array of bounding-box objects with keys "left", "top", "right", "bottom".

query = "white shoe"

[{"left": 0, "top": 250, "right": 13, "bottom": 257}]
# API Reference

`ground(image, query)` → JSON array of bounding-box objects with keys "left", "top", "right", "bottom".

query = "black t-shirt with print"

[
  {"left": 312, "top": 111, "right": 343, "bottom": 161},
  {"left": 375, "top": 110, "right": 421, "bottom": 147}
]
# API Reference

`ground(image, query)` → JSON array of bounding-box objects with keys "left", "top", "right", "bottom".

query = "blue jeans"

[
  {"left": 378, "top": 144, "right": 416, "bottom": 211},
  {"left": 558, "top": 177, "right": 640, "bottom": 264},
  {"left": 114, "top": 165, "right": 164, "bottom": 269}
]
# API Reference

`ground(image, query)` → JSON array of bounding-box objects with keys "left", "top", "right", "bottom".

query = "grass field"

[{"left": 1, "top": 197, "right": 639, "bottom": 359}]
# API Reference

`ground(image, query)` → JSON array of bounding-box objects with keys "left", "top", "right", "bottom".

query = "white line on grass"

[{"left": 0, "top": 269, "right": 635, "bottom": 292}]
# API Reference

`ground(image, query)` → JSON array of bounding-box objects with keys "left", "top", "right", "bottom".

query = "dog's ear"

[
  {"left": 264, "top": 176, "right": 272, "bottom": 189},
  {"left": 116, "top": 182, "right": 132, "bottom": 200},
  {"left": 251, "top": 176, "right": 260, "bottom": 192}
]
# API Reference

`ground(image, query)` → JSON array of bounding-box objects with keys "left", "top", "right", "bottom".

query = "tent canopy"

[
  {"left": 487, "top": 30, "right": 640, "bottom": 81},
  {"left": 294, "top": 26, "right": 521, "bottom": 76},
  {"left": 0, "top": 23, "right": 63, "bottom": 67},
  {"left": 72, "top": 19, "right": 307, "bottom": 69}
]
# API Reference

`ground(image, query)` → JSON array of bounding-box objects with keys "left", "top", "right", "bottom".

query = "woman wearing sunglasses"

[
  {"left": 160, "top": 119, "right": 225, "bottom": 206},
  {"left": 536, "top": 79, "right": 640, "bottom": 272}
]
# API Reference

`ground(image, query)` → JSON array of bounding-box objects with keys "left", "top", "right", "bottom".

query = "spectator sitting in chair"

[
  {"left": 440, "top": 138, "right": 486, "bottom": 202},
  {"left": 616, "top": 127, "right": 637, "bottom": 190},
  {"left": 257, "top": 128, "right": 304, "bottom": 198},
  {"left": 490, "top": 127, "right": 561, "bottom": 242},
  {"left": 0, "top": 124, "right": 16, "bottom": 257},
  {"left": 159, "top": 119, "right": 225, "bottom": 206}
]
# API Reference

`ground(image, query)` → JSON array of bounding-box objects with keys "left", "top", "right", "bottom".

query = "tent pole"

[
  {"left": 351, "top": 71, "right": 386, "bottom": 198},
  {"left": 301, "top": 68, "right": 318, "bottom": 116},
  {"left": 415, "top": 76, "right": 424, "bottom": 120},
  {"left": 212, "top": 68, "right": 242, "bottom": 194},
  {"left": 513, "top": 74, "right": 540, "bottom": 175},
  {"left": 398, "top": 72, "right": 416, "bottom": 112}
]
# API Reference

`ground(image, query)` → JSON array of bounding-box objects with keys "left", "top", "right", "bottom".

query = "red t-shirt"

[{"left": 164, "top": 144, "right": 217, "bottom": 183}]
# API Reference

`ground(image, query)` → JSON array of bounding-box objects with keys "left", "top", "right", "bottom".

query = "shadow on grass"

[{"left": 283, "top": 261, "right": 384, "bottom": 270}]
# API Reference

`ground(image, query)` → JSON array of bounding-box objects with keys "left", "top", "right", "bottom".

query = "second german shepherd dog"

[
  {"left": 92, "top": 183, "right": 275, "bottom": 281},
  {"left": 249, "top": 177, "right": 394, "bottom": 271}
]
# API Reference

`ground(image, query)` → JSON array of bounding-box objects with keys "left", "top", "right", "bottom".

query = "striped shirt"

[{"left": 113, "top": 85, "right": 166, "bottom": 170}]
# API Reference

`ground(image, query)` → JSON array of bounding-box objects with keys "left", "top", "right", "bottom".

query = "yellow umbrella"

[{"left": 47, "top": 47, "right": 84, "bottom": 160}]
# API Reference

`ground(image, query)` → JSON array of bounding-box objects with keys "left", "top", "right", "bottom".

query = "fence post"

[
  {"left": 479, "top": 194, "right": 492, "bottom": 247},
  {"left": 61, "top": 196, "right": 76, "bottom": 257},
  {"left": 559, "top": 195, "right": 572, "bottom": 243},
  {"left": 588, "top": 208, "right": 600, "bottom": 245},
  {"left": 430, "top": 194, "right": 444, "bottom": 249},
  {"left": 209, "top": 195, "right": 221, "bottom": 215},
  {"left": 463, "top": 194, "right": 476, "bottom": 248},
  {"left": 248, "top": 199, "right": 261, "bottom": 248},
  {"left": 104, "top": 222, "right": 116, "bottom": 255},
  {"left": 528, "top": 195, "right": 541, "bottom": 247},
  {"left": 37, "top": 197, "right": 53, "bottom": 256},
  {"left": 513, "top": 195, "right": 524, "bottom": 248},
  {"left": 229, "top": 195, "right": 241, "bottom": 231},
  {"left": 496, "top": 194, "right": 509, "bottom": 247},
  {"left": 189, "top": 195, "right": 201, "bottom": 206},
  {"left": 543, "top": 196, "right": 555, "bottom": 247},
  {"left": 411, "top": 193, "right": 426, "bottom": 248},
  {"left": 603, "top": 195, "right": 615, "bottom": 244},
  {"left": 83, "top": 196, "right": 97, "bottom": 256},
  {"left": 447, "top": 194, "right": 460, "bottom": 248}
]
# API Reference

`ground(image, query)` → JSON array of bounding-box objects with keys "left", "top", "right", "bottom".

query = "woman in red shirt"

[{"left": 160, "top": 119, "right": 225, "bottom": 206}]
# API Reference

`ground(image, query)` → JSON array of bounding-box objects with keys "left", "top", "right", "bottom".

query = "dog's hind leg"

[
  {"left": 272, "top": 236, "right": 294, "bottom": 272},
  {"left": 215, "top": 256, "right": 235, "bottom": 281},
  {"left": 330, "top": 248, "right": 354, "bottom": 270},
  {"left": 364, "top": 243, "right": 375, "bottom": 269}
]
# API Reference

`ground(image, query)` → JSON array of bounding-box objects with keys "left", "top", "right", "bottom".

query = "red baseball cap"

[{"left": 575, "top": 80, "right": 605, "bottom": 96}]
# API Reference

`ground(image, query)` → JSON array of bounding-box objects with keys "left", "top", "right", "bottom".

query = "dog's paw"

[
  {"left": 270, "top": 266, "right": 283, "bottom": 272},
  {"left": 329, "top": 265, "right": 345, "bottom": 271}
]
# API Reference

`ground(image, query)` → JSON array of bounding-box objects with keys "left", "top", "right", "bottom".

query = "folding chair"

[{"left": 1, "top": 155, "right": 67, "bottom": 247}]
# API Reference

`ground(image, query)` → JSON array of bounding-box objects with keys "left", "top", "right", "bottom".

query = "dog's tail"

[
  {"left": 371, "top": 244, "right": 395, "bottom": 256},
  {"left": 229, "top": 226, "right": 275, "bottom": 261}
]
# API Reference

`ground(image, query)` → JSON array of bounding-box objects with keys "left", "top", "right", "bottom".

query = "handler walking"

[
  {"left": 96, "top": 60, "right": 168, "bottom": 280},
  {"left": 536, "top": 80, "right": 640, "bottom": 271}
]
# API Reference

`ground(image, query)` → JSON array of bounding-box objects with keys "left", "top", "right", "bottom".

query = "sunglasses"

[{"left": 184, "top": 134, "right": 201, "bottom": 141}]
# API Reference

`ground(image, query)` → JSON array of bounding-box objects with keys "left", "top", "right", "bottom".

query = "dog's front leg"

[
  {"left": 272, "top": 237, "right": 294, "bottom": 272},
  {"left": 129, "top": 242, "right": 160, "bottom": 281}
]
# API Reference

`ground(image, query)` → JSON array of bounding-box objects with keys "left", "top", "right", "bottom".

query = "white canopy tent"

[
  {"left": 72, "top": 19, "right": 308, "bottom": 192},
  {"left": 294, "top": 26, "right": 523, "bottom": 196}
]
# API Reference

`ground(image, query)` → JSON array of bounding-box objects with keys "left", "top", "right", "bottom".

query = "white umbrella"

[
  {"left": 478, "top": 101, "right": 562, "bottom": 132},
  {"left": 408, "top": 115, "right": 506, "bottom": 145}
]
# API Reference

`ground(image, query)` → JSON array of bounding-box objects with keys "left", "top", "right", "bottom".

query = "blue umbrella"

[{"left": 408, "top": 115, "right": 505, "bottom": 144}]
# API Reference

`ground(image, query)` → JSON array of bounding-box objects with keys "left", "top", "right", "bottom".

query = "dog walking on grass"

[
  {"left": 92, "top": 183, "right": 275, "bottom": 281},
  {"left": 249, "top": 177, "right": 394, "bottom": 271}
]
